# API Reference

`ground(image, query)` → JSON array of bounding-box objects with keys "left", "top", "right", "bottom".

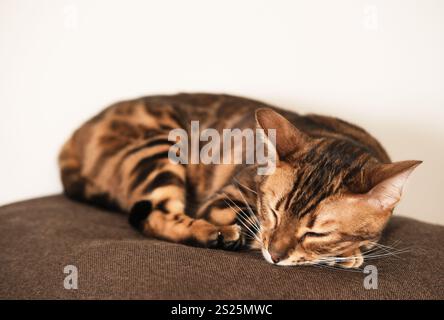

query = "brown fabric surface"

[{"left": 0, "top": 195, "right": 442, "bottom": 300}]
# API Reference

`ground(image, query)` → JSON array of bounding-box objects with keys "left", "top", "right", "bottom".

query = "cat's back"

[
  {"left": 291, "top": 113, "right": 390, "bottom": 163},
  {"left": 75, "top": 93, "right": 390, "bottom": 163},
  {"left": 60, "top": 93, "right": 390, "bottom": 208},
  {"left": 166, "top": 93, "right": 390, "bottom": 163}
]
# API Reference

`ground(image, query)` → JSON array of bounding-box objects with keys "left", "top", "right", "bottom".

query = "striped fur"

[{"left": 59, "top": 93, "right": 421, "bottom": 268}]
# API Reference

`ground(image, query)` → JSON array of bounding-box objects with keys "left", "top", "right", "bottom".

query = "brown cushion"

[{"left": 0, "top": 195, "right": 442, "bottom": 299}]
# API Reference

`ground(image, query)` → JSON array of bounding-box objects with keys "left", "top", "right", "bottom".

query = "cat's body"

[{"left": 59, "top": 93, "right": 420, "bottom": 268}]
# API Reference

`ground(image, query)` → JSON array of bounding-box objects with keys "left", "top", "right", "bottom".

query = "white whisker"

[
  {"left": 223, "top": 198, "right": 263, "bottom": 244},
  {"left": 310, "top": 261, "right": 363, "bottom": 273},
  {"left": 233, "top": 177, "right": 257, "bottom": 195},
  {"left": 222, "top": 193, "right": 261, "bottom": 234},
  {"left": 234, "top": 188, "right": 262, "bottom": 233}
]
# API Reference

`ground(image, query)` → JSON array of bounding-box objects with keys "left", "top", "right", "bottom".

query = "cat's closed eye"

[
  {"left": 300, "top": 232, "right": 330, "bottom": 242},
  {"left": 270, "top": 208, "right": 279, "bottom": 227}
]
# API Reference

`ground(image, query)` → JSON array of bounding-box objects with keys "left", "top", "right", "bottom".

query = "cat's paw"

[
  {"left": 189, "top": 220, "right": 243, "bottom": 250},
  {"left": 335, "top": 249, "right": 364, "bottom": 269},
  {"left": 216, "top": 224, "right": 244, "bottom": 251}
]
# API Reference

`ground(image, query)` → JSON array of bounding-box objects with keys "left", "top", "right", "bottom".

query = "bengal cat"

[{"left": 59, "top": 93, "right": 421, "bottom": 268}]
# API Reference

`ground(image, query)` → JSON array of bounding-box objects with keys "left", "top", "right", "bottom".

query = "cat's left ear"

[
  {"left": 255, "top": 108, "right": 310, "bottom": 159},
  {"left": 365, "top": 160, "right": 422, "bottom": 210}
]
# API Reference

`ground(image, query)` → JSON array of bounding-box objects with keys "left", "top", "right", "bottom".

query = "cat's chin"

[
  {"left": 261, "top": 248, "right": 300, "bottom": 267},
  {"left": 261, "top": 248, "right": 274, "bottom": 264},
  {"left": 261, "top": 248, "right": 327, "bottom": 267},
  {"left": 274, "top": 260, "right": 299, "bottom": 267}
]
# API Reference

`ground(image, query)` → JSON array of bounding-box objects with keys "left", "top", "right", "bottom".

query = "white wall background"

[{"left": 1, "top": 0, "right": 443, "bottom": 224}]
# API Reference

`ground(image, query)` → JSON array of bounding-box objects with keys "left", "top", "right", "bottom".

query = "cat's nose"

[
  {"left": 269, "top": 250, "right": 285, "bottom": 264},
  {"left": 268, "top": 233, "right": 292, "bottom": 264}
]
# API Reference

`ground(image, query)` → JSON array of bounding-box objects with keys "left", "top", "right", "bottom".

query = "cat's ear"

[
  {"left": 365, "top": 160, "right": 422, "bottom": 210},
  {"left": 255, "top": 108, "right": 310, "bottom": 159}
]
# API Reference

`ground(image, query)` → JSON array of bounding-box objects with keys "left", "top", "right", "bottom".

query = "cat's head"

[{"left": 254, "top": 108, "right": 421, "bottom": 268}]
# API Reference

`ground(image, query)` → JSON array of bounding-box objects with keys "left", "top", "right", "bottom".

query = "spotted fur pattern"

[{"left": 59, "top": 93, "right": 421, "bottom": 268}]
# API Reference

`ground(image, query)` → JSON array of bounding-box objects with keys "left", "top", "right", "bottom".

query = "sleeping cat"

[{"left": 59, "top": 93, "right": 421, "bottom": 268}]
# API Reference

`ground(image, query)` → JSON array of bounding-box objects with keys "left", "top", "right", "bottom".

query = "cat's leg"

[
  {"left": 125, "top": 154, "right": 241, "bottom": 248},
  {"left": 196, "top": 183, "right": 260, "bottom": 250}
]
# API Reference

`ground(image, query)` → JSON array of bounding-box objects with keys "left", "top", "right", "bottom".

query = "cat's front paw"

[
  {"left": 335, "top": 249, "right": 364, "bottom": 269},
  {"left": 189, "top": 220, "right": 243, "bottom": 250},
  {"left": 214, "top": 224, "right": 244, "bottom": 251}
]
